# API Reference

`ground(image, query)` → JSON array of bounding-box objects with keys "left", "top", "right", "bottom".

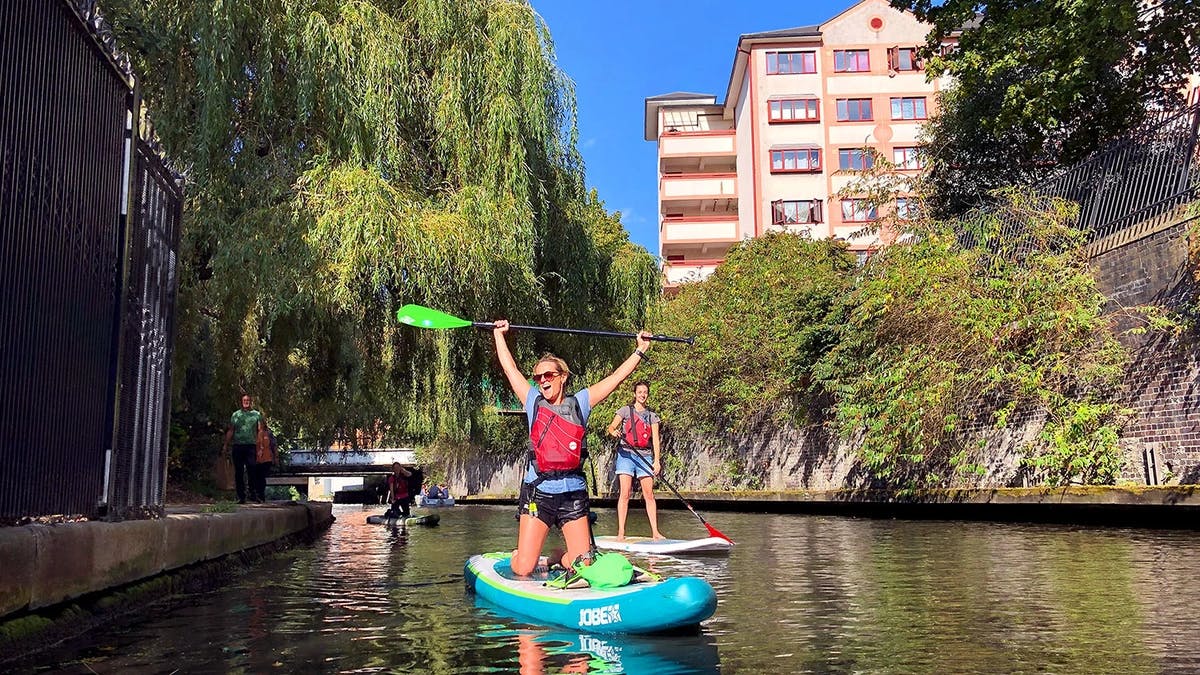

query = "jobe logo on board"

[
  {"left": 579, "top": 635, "right": 623, "bottom": 663},
  {"left": 579, "top": 603, "right": 622, "bottom": 627}
]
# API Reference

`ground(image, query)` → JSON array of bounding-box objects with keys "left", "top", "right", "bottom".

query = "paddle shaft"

[
  {"left": 473, "top": 322, "right": 694, "bottom": 345},
  {"left": 622, "top": 443, "right": 732, "bottom": 542}
]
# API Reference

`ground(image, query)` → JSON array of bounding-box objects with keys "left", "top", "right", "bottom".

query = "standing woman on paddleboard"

[
  {"left": 492, "top": 319, "right": 652, "bottom": 576},
  {"left": 606, "top": 381, "right": 664, "bottom": 541}
]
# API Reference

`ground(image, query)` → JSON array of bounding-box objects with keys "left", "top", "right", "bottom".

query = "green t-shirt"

[{"left": 230, "top": 409, "right": 263, "bottom": 444}]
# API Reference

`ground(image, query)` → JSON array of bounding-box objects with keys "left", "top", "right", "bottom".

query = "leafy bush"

[{"left": 644, "top": 234, "right": 856, "bottom": 434}]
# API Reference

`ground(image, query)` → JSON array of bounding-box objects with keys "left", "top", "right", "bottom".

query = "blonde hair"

[{"left": 534, "top": 353, "right": 571, "bottom": 379}]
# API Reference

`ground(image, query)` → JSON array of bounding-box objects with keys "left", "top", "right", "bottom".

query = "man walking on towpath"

[{"left": 223, "top": 394, "right": 266, "bottom": 504}]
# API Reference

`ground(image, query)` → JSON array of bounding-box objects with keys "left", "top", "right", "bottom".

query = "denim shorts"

[{"left": 614, "top": 449, "right": 654, "bottom": 478}]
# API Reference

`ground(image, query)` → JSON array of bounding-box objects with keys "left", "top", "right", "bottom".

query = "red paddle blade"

[{"left": 704, "top": 522, "right": 734, "bottom": 544}]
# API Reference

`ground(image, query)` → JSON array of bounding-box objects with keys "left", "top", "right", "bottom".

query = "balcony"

[
  {"left": 661, "top": 215, "right": 739, "bottom": 244},
  {"left": 660, "top": 129, "right": 736, "bottom": 158},
  {"left": 660, "top": 173, "right": 737, "bottom": 201},
  {"left": 662, "top": 260, "right": 722, "bottom": 289}
]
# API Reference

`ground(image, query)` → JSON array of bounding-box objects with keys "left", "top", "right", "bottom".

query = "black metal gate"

[{"left": 0, "top": 0, "right": 182, "bottom": 521}]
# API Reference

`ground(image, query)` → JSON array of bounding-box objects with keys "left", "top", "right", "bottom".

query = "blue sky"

[{"left": 530, "top": 0, "right": 850, "bottom": 255}]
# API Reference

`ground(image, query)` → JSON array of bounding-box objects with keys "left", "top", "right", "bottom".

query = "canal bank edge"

[
  {"left": 458, "top": 485, "right": 1200, "bottom": 528},
  {"left": 0, "top": 502, "right": 333, "bottom": 625}
]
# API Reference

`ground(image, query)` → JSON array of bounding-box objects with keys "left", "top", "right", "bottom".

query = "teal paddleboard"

[{"left": 464, "top": 552, "right": 716, "bottom": 634}]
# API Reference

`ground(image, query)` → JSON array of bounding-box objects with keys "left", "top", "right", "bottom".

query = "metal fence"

[
  {"left": 0, "top": 0, "right": 182, "bottom": 522},
  {"left": 984, "top": 102, "right": 1200, "bottom": 253},
  {"left": 107, "top": 135, "right": 184, "bottom": 520}
]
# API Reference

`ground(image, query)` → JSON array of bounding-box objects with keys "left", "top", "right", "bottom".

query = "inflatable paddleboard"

[
  {"left": 416, "top": 495, "right": 456, "bottom": 507},
  {"left": 594, "top": 535, "right": 732, "bottom": 555},
  {"left": 366, "top": 513, "right": 440, "bottom": 526},
  {"left": 464, "top": 552, "right": 716, "bottom": 634}
]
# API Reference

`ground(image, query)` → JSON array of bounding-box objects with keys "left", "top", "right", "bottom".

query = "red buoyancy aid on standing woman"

[
  {"left": 528, "top": 394, "right": 587, "bottom": 483},
  {"left": 387, "top": 473, "right": 409, "bottom": 501},
  {"left": 622, "top": 405, "right": 652, "bottom": 449}
]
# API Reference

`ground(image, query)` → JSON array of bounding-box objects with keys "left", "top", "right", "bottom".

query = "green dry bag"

[{"left": 575, "top": 552, "right": 634, "bottom": 589}]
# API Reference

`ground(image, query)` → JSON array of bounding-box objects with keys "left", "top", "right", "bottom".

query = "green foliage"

[
  {"left": 265, "top": 486, "right": 302, "bottom": 501},
  {"left": 813, "top": 190, "right": 1129, "bottom": 486},
  {"left": 103, "top": 0, "right": 657, "bottom": 459},
  {"left": 891, "top": 0, "right": 1200, "bottom": 216},
  {"left": 643, "top": 234, "right": 857, "bottom": 434},
  {"left": 649, "top": 170, "right": 1133, "bottom": 487},
  {"left": 1027, "top": 398, "right": 1128, "bottom": 485}
]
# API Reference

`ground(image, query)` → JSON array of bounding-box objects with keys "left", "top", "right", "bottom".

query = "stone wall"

[{"left": 0, "top": 502, "right": 332, "bottom": 621}]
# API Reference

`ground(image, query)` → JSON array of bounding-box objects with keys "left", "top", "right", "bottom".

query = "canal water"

[{"left": 22, "top": 504, "right": 1200, "bottom": 674}]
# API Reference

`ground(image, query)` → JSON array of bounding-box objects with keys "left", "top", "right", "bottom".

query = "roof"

[
  {"left": 739, "top": 25, "right": 821, "bottom": 40},
  {"left": 643, "top": 92, "right": 719, "bottom": 141},
  {"left": 645, "top": 91, "right": 717, "bottom": 102}
]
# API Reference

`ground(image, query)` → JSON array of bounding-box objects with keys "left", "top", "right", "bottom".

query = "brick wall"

[{"left": 1091, "top": 220, "right": 1200, "bottom": 483}]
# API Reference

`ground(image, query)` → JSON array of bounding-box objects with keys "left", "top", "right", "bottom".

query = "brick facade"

[{"left": 1092, "top": 220, "right": 1200, "bottom": 483}]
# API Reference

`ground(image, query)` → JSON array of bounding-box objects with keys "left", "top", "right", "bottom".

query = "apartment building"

[{"left": 645, "top": 0, "right": 947, "bottom": 289}]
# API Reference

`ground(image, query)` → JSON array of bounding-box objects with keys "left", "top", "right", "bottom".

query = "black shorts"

[{"left": 517, "top": 485, "right": 589, "bottom": 529}]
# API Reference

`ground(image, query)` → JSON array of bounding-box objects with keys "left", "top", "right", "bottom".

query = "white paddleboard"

[{"left": 594, "top": 535, "right": 732, "bottom": 555}]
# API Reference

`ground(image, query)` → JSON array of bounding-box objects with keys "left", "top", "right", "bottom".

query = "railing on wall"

[
  {"left": 978, "top": 103, "right": 1200, "bottom": 254},
  {"left": 0, "top": 0, "right": 182, "bottom": 522}
]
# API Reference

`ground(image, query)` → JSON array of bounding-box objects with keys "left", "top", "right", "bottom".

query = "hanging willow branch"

[{"left": 104, "top": 0, "right": 659, "bottom": 449}]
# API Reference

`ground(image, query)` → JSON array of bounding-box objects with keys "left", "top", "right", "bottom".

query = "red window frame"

[
  {"left": 893, "top": 146, "right": 923, "bottom": 169},
  {"left": 771, "top": 199, "right": 824, "bottom": 225},
  {"left": 833, "top": 49, "right": 870, "bottom": 73},
  {"left": 835, "top": 98, "right": 873, "bottom": 122},
  {"left": 837, "top": 148, "right": 875, "bottom": 171},
  {"left": 890, "top": 97, "right": 928, "bottom": 120},
  {"left": 766, "top": 51, "right": 817, "bottom": 75},
  {"left": 768, "top": 98, "right": 820, "bottom": 123},
  {"left": 841, "top": 198, "right": 878, "bottom": 223},
  {"left": 887, "top": 47, "right": 922, "bottom": 72},
  {"left": 770, "top": 148, "right": 822, "bottom": 173}
]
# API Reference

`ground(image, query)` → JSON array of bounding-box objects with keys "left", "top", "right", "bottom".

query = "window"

[
  {"left": 890, "top": 97, "right": 928, "bottom": 120},
  {"left": 771, "top": 199, "right": 823, "bottom": 225},
  {"left": 766, "top": 51, "right": 817, "bottom": 75},
  {"left": 666, "top": 254, "right": 685, "bottom": 262},
  {"left": 834, "top": 49, "right": 870, "bottom": 72},
  {"left": 841, "top": 198, "right": 877, "bottom": 222},
  {"left": 770, "top": 148, "right": 822, "bottom": 173},
  {"left": 897, "top": 197, "right": 919, "bottom": 220},
  {"left": 769, "top": 98, "right": 820, "bottom": 123},
  {"left": 887, "top": 47, "right": 922, "bottom": 72},
  {"left": 838, "top": 148, "right": 874, "bottom": 171},
  {"left": 836, "top": 98, "right": 873, "bottom": 122},
  {"left": 893, "top": 146, "right": 923, "bottom": 169}
]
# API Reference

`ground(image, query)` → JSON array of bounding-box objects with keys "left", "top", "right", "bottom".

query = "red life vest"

[
  {"left": 622, "top": 406, "right": 652, "bottom": 449},
  {"left": 387, "top": 473, "right": 409, "bottom": 501},
  {"left": 529, "top": 395, "right": 587, "bottom": 476}
]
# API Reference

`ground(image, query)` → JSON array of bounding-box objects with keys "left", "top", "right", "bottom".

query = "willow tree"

[{"left": 104, "top": 0, "right": 658, "bottom": 459}]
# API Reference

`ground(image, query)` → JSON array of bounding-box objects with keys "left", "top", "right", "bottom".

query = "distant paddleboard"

[
  {"left": 366, "top": 513, "right": 441, "bottom": 526},
  {"left": 416, "top": 495, "right": 456, "bottom": 507},
  {"left": 594, "top": 535, "right": 732, "bottom": 555}
]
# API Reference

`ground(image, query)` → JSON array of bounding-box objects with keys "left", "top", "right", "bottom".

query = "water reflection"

[
  {"left": 477, "top": 599, "right": 720, "bottom": 675},
  {"left": 17, "top": 506, "right": 1200, "bottom": 674}
]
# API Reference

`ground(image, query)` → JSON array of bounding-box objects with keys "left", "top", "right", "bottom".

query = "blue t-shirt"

[{"left": 523, "top": 388, "right": 591, "bottom": 494}]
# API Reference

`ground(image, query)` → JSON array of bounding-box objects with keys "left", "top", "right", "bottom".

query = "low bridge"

[{"left": 273, "top": 449, "right": 418, "bottom": 477}]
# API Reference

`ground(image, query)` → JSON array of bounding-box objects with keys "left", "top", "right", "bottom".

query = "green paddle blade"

[{"left": 396, "top": 304, "right": 473, "bottom": 329}]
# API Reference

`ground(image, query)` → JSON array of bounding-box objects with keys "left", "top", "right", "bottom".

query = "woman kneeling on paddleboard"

[{"left": 492, "top": 319, "right": 652, "bottom": 576}]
